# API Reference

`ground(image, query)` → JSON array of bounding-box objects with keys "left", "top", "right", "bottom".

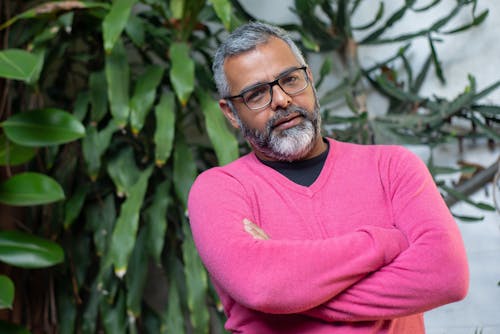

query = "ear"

[{"left": 219, "top": 99, "right": 240, "bottom": 129}]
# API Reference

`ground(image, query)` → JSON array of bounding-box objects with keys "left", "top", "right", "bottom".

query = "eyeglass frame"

[{"left": 223, "top": 66, "right": 310, "bottom": 110}]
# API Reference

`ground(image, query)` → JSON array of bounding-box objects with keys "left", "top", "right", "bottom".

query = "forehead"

[{"left": 223, "top": 37, "right": 301, "bottom": 93}]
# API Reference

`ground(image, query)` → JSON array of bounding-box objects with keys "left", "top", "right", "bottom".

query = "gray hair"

[{"left": 212, "top": 21, "right": 307, "bottom": 98}]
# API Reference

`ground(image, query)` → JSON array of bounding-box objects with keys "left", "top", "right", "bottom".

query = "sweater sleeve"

[
  {"left": 303, "top": 148, "right": 469, "bottom": 321},
  {"left": 187, "top": 167, "right": 409, "bottom": 314}
]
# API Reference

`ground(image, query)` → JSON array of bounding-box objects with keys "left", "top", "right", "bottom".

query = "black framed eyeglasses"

[{"left": 224, "top": 66, "right": 309, "bottom": 110}]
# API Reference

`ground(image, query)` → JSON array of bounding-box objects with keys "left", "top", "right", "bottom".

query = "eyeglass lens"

[{"left": 243, "top": 68, "right": 308, "bottom": 110}]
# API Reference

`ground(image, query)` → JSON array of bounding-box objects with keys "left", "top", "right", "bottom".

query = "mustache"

[{"left": 266, "top": 105, "right": 310, "bottom": 130}]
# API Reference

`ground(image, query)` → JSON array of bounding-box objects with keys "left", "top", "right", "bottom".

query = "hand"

[{"left": 243, "top": 218, "right": 269, "bottom": 240}]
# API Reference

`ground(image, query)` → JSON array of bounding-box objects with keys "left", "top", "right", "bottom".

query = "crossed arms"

[{"left": 187, "top": 149, "right": 469, "bottom": 322}]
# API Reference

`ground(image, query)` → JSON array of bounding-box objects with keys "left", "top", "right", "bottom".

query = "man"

[{"left": 187, "top": 22, "right": 469, "bottom": 333}]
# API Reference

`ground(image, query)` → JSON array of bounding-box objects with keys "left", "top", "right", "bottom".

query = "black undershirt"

[{"left": 258, "top": 139, "right": 330, "bottom": 187}]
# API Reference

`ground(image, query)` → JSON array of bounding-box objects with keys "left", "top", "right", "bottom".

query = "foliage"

[{"left": 0, "top": 0, "right": 498, "bottom": 333}]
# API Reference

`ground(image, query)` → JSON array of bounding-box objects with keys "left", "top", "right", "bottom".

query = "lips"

[{"left": 272, "top": 113, "right": 302, "bottom": 129}]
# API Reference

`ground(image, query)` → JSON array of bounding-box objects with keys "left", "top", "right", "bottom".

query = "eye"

[
  {"left": 280, "top": 73, "right": 300, "bottom": 87},
  {"left": 244, "top": 85, "right": 268, "bottom": 103}
]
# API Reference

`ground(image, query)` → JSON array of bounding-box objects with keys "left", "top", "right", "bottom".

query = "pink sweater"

[{"left": 187, "top": 138, "right": 469, "bottom": 333}]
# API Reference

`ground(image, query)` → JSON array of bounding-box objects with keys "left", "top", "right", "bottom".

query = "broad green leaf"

[
  {"left": 0, "top": 321, "right": 30, "bottom": 334},
  {"left": 0, "top": 49, "right": 43, "bottom": 84},
  {"left": 89, "top": 71, "right": 108, "bottom": 123},
  {"left": 199, "top": 91, "right": 238, "bottom": 165},
  {"left": 0, "top": 275, "right": 14, "bottom": 309},
  {"left": 130, "top": 65, "right": 164, "bottom": 135},
  {"left": 74, "top": 91, "right": 90, "bottom": 122},
  {"left": 109, "top": 166, "right": 153, "bottom": 278},
  {"left": 209, "top": 0, "right": 232, "bottom": 29},
  {"left": 169, "top": 42, "right": 194, "bottom": 106},
  {"left": 0, "top": 134, "right": 36, "bottom": 166},
  {"left": 106, "top": 147, "right": 141, "bottom": 197},
  {"left": 2, "top": 108, "right": 85, "bottom": 147},
  {"left": 173, "top": 135, "right": 197, "bottom": 208},
  {"left": 105, "top": 40, "right": 130, "bottom": 127},
  {"left": 0, "top": 172, "right": 64, "bottom": 206},
  {"left": 144, "top": 180, "right": 170, "bottom": 264},
  {"left": 82, "top": 120, "right": 118, "bottom": 180},
  {"left": 125, "top": 229, "right": 149, "bottom": 317},
  {"left": 154, "top": 91, "right": 176, "bottom": 166},
  {"left": 102, "top": 0, "right": 137, "bottom": 53},
  {"left": 182, "top": 218, "right": 209, "bottom": 334},
  {"left": 0, "top": 230, "right": 64, "bottom": 268}
]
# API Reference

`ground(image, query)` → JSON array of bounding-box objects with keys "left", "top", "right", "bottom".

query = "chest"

[{"left": 247, "top": 173, "right": 394, "bottom": 240}]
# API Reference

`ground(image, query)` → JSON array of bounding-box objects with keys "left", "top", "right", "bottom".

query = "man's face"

[{"left": 219, "top": 37, "right": 322, "bottom": 162}]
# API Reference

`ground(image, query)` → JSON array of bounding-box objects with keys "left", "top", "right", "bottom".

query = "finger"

[{"left": 243, "top": 218, "right": 269, "bottom": 240}]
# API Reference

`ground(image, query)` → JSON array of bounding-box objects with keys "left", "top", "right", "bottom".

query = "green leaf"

[
  {"left": 154, "top": 91, "right": 176, "bottom": 167},
  {"left": 100, "top": 289, "right": 127, "bottom": 334},
  {"left": 442, "top": 185, "right": 496, "bottom": 211},
  {"left": 107, "top": 147, "right": 141, "bottom": 197},
  {"left": 0, "top": 172, "right": 64, "bottom": 206},
  {"left": 126, "top": 228, "right": 149, "bottom": 318},
  {"left": 144, "top": 180, "right": 170, "bottom": 264},
  {"left": 0, "top": 134, "right": 36, "bottom": 166},
  {"left": 105, "top": 40, "right": 130, "bottom": 127},
  {"left": 125, "top": 15, "right": 146, "bottom": 47},
  {"left": 428, "top": 34, "right": 445, "bottom": 84},
  {"left": 162, "top": 254, "right": 186, "bottom": 334},
  {"left": 56, "top": 284, "right": 77, "bottom": 334},
  {"left": 173, "top": 135, "right": 197, "bottom": 208},
  {"left": 130, "top": 65, "right": 164, "bottom": 135},
  {"left": 2, "top": 108, "right": 85, "bottom": 147},
  {"left": 199, "top": 90, "right": 238, "bottom": 165},
  {"left": 0, "top": 320, "right": 30, "bottom": 334},
  {"left": 0, "top": 275, "right": 14, "bottom": 309},
  {"left": 89, "top": 70, "right": 108, "bottom": 123},
  {"left": 170, "top": 0, "right": 185, "bottom": 19},
  {"left": 82, "top": 120, "right": 119, "bottom": 180},
  {"left": 109, "top": 166, "right": 153, "bottom": 278},
  {"left": 209, "top": 0, "right": 232, "bottom": 30},
  {"left": 85, "top": 194, "right": 116, "bottom": 257},
  {"left": 182, "top": 218, "right": 209, "bottom": 334},
  {"left": 0, "top": 230, "right": 64, "bottom": 268},
  {"left": 169, "top": 42, "right": 194, "bottom": 106},
  {"left": 0, "top": 49, "right": 43, "bottom": 84},
  {"left": 64, "top": 183, "right": 90, "bottom": 229},
  {"left": 102, "top": 0, "right": 137, "bottom": 53}
]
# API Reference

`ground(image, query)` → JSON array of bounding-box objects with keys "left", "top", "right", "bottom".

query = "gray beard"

[{"left": 238, "top": 104, "right": 321, "bottom": 162}]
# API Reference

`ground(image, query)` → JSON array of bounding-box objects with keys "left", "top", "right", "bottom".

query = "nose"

[{"left": 270, "top": 84, "right": 292, "bottom": 110}]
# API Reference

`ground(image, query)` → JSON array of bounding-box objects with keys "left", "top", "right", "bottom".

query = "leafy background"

[{"left": 0, "top": 0, "right": 498, "bottom": 333}]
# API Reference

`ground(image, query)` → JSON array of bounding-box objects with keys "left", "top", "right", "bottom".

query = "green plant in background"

[{"left": 0, "top": 0, "right": 498, "bottom": 333}]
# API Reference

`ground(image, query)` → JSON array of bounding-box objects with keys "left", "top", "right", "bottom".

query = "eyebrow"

[{"left": 237, "top": 66, "right": 301, "bottom": 95}]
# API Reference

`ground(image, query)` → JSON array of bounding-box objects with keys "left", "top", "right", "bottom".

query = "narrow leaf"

[
  {"left": 126, "top": 229, "right": 149, "bottom": 317},
  {"left": 169, "top": 42, "right": 194, "bottom": 106},
  {"left": 182, "top": 219, "right": 209, "bottom": 334},
  {"left": 89, "top": 70, "right": 108, "bottom": 123},
  {"left": 109, "top": 166, "right": 153, "bottom": 278},
  {"left": 106, "top": 147, "right": 141, "bottom": 197},
  {"left": 428, "top": 34, "right": 445, "bottom": 84},
  {"left": 0, "top": 172, "right": 64, "bottom": 206},
  {"left": 144, "top": 180, "right": 170, "bottom": 264},
  {"left": 82, "top": 120, "right": 119, "bottom": 180},
  {"left": 130, "top": 65, "right": 164, "bottom": 135},
  {"left": 199, "top": 91, "right": 238, "bottom": 165},
  {"left": 0, "top": 275, "right": 14, "bottom": 309},
  {"left": 154, "top": 91, "right": 176, "bottom": 167},
  {"left": 0, "top": 230, "right": 64, "bottom": 268},
  {"left": 173, "top": 136, "right": 197, "bottom": 208},
  {"left": 64, "top": 183, "right": 90, "bottom": 229},
  {"left": 209, "top": 0, "right": 232, "bottom": 30},
  {"left": 105, "top": 40, "right": 130, "bottom": 127},
  {"left": 102, "top": 0, "right": 137, "bottom": 53},
  {"left": 2, "top": 108, "right": 85, "bottom": 147}
]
